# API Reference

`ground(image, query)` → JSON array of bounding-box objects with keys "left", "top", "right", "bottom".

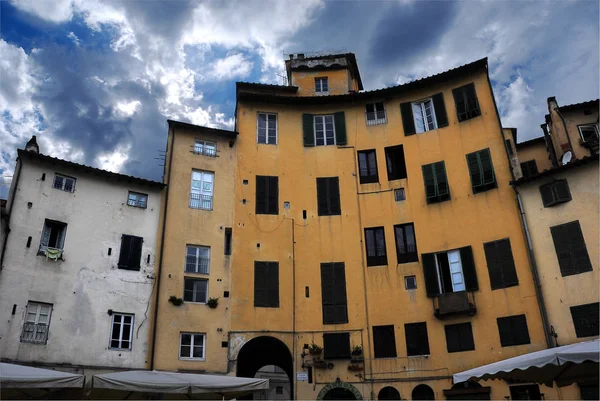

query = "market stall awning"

[
  {"left": 453, "top": 339, "right": 600, "bottom": 387},
  {"left": 0, "top": 362, "right": 84, "bottom": 389},
  {"left": 92, "top": 370, "right": 269, "bottom": 397}
]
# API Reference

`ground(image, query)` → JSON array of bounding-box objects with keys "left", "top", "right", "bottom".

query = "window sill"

[
  {"left": 426, "top": 197, "right": 451, "bottom": 205},
  {"left": 185, "top": 301, "right": 207, "bottom": 305},
  {"left": 472, "top": 184, "right": 497, "bottom": 194},
  {"left": 407, "top": 354, "right": 430, "bottom": 358},
  {"left": 457, "top": 113, "right": 482, "bottom": 123},
  {"left": 37, "top": 251, "right": 65, "bottom": 261},
  {"left": 359, "top": 179, "right": 379, "bottom": 185},
  {"left": 109, "top": 348, "right": 132, "bottom": 352},
  {"left": 184, "top": 271, "right": 210, "bottom": 276},
  {"left": 179, "top": 357, "right": 206, "bottom": 361},
  {"left": 118, "top": 266, "right": 141, "bottom": 271},
  {"left": 126, "top": 204, "right": 147, "bottom": 209},
  {"left": 367, "top": 264, "right": 388, "bottom": 268}
]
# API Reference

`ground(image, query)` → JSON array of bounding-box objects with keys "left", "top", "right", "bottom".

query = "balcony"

[
  {"left": 433, "top": 291, "right": 476, "bottom": 319},
  {"left": 21, "top": 323, "right": 49, "bottom": 344},
  {"left": 189, "top": 194, "right": 213, "bottom": 210}
]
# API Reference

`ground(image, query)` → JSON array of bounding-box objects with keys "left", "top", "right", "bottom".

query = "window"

[
  {"left": 497, "top": 314, "right": 530, "bottom": 347},
  {"left": 320, "top": 263, "right": 348, "bottom": 324},
  {"left": 315, "top": 77, "right": 328, "bottom": 94},
  {"left": 193, "top": 140, "right": 217, "bottom": 156},
  {"left": 550, "top": 221, "right": 592, "bottom": 277},
  {"left": 365, "top": 102, "right": 386, "bottom": 125},
  {"left": 302, "top": 112, "right": 346, "bottom": 146},
  {"left": 257, "top": 113, "right": 277, "bottom": 144},
  {"left": 520, "top": 160, "right": 538, "bottom": 179},
  {"left": 394, "top": 223, "right": 418, "bottom": 264},
  {"left": 404, "top": 322, "right": 430, "bottom": 356},
  {"left": 190, "top": 170, "right": 214, "bottom": 210},
  {"left": 445, "top": 322, "right": 475, "bottom": 353},
  {"left": 421, "top": 247, "right": 479, "bottom": 296},
  {"left": 484, "top": 238, "right": 519, "bottom": 290},
  {"left": 578, "top": 124, "right": 599, "bottom": 143},
  {"left": 422, "top": 161, "right": 450, "bottom": 204},
  {"left": 394, "top": 188, "right": 406, "bottom": 201},
  {"left": 510, "top": 384, "right": 541, "bottom": 400},
  {"left": 365, "top": 227, "right": 387, "bottom": 266},
  {"left": 570, "top": 302, "right": 599, "bottom": 338},
  {"left": 405, "top": 276, "right": 417, "bottom": 290},
  {"left": 179, "top": 333, "right": 205, "bottom": 359},
  {"left": 184, "top": 278, "right": 208, "bottom": 303},
  {"left": 358, "top": 150, "right": 378, "bottom": 184},
  {"left": 118, "top": 235, "right": 143, "bottom": 271},
  {"left": 466, "top": 149, "right": 497, "bottom": 193},
  {"left": 540, "top": 180, "right": 571, "bottom": 207},
  {"left": 316, "top": 177, "right": 341, "bottom": 216},
  {"left": 256, "top": 175, "right": 278, "bottom": 215},
  {"left": 127, "top": 191, "right": 148, "bottom": 208},
  {"left": 412, "top": 385, "right": 435, "bottom": 401},
  {"left": 52, "top": 173, "right": 76, "bottom": 192},
  {"left": 384, "top": 145, "right": 407, "bottom": 181},
  {"left": 254, "top": 261, "right": 279, "bottom": 307},
  {"left": 186, "top": 245, "right": 210, "bottom": 274},
  {"left": 323, "top": 332, "right": 350, "bottom": 359},
  {"left": 21, "top": 302, "right": 52, "bottom": 344},
  {"left": 39, "top": 219, "right": 67, "bottom": 252},
  {"left": 224, "top": 228, "right": 232, "bottom": 256},
  {"left": 452, "top": 83, "right": 481, "bottom": 122},
  {"left": 400, "top": 93, "right": 448, "bottom": 135},
  {"left": 109, "top": 313, "right": 134, "bottom": 350},
  {"left": 373, "top": 325, "right": 397, "bottom": 358}
]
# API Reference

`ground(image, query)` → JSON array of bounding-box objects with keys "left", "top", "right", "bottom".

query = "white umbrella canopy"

[
  {"left": 0, "top": 362, "right": 85, "bottom": 389},
  {"left": 453, "top": 339, "right": 600, "bottom": 387},
  {"left": 92, "top": 370, "right": 269, "bottom": 398}
]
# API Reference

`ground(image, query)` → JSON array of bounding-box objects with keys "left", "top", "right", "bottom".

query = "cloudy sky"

[{"left": 1, "top": 0, "right": 598, "bottom": 196}]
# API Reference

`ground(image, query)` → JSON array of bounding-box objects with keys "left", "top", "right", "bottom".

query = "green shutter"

[
  {"left": 421, "top": 253, "right": 440, "bottom": 297},
  {"left": 460, "top": 246, "right": 479, "bottom": 291},
  {"left": 400, "top": 102, "right": 416, "bottom": 136},
  {"left": 334, "top": 112, "right": 347, "bottom": 145},
  {"left": 303, "top": 114, "right": 314, "bottom": 147},
  {"left": 479, "top": 149, "right": 495, "bottom": 185},
  {"left": 422, "top": 164, "right": 437, "bottom": 200},
  {"left": 435, "top": 162, "right": 449, "bottom": 197},
  {"left": 432, "top": 93, "right": 448, "bottom": 128},
  {"left": 466, "top": 152, "right": 482, "bottom": 188}
]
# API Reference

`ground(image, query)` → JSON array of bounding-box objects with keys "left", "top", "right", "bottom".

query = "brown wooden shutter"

[
  {"left": 484, "top": 239, "right": 518, "bottom": 290},
  {"left": 554, "top": 179, "right": 572, "bottom": 203},
  {"left": 334, "top": 112, "right": 347, "bottom": 145},
  {"left": 460, "top": 246, "right": 479, "bottom": 291},
  {"left": 316, "top": 178, "right": 329, "bottom": 216},
  {"left": 421, "top": 253, "right": 440, "bottom": 297},
  {"left": 400, "top": 102, "right": 416, "bottom": 136},
  {"left": 131, "top": 236, "right": 143, "bottom": 270},
  {"left": 118, "top": 235, "right": 131, "bottom": 269},
  {"left": 320, "top": 263, "right": 335, "bottom": 324},
  {"left": 328, "top": 177, "right": 341, "bottom": 215},
  {"left": 432, "top": 93, "right": 448, "bottom": 128},
  {"left": 405, "top": 322, "right": 429, "bottom": 356},
  {"left": 551, "top": 221, "right": 592, "bottom": 276},
  {"left": 332, "top": 262, "right": 348, "bottom": 323},
  {"left": 254, "top": 262, "right": 267, "bottom": 307},
  {"left": 267, "top": 176, "right": 279, "bottom": 214},
  {"left": 303, "top": 114, "right": 314, "bottom": 146},
  {"left": 570, "top": 302, "right": 600, "bottom": 338},
  {"left": 256, "top": 176, "right": 267, "bottom": 214},
  {"left": 266, "top": 262, "right": 279, "bottom": 307},
  {"left": 540, "top": 183, "right": 556, "bottom": 207},
  {"left": 323, "top": 332, "right": 350, "bottom": 359},
  {"left": 373, "top": 325, "right": 397, "bottom": 358}
]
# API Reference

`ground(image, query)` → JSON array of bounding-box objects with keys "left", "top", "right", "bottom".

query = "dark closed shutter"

[
  {"left": 256, "top": 176, "right": 267, "bottom": 214},
  {"left": 323, "top": 332, "right": 350, "bottom": 359},
  {"left": 460, "top": 246, "right": 479, "bottom": 291},
  {"left": 484, "top": 239, "right": 519, "bottom": 290},
  {"left": 385, "top": 145, "right": 407, "bottom": 181},
  {"left": 551, "top": 221, "right": 592, "bottom": 276},
  {"left": 317, "top": 177, "right": 341, "bottom": 216},
  {"left": 254, "top": 262, "right": 267, "bottom": 307},
  {"left": 570, "top": 303, "right": 600, "bottom": 338},
  {"left": 334, "top": 112, "right": 347, "bottom": 145},
  {"left": 554, "top": 180, "right": 572, "bottom": 203},
  {"left": 497, "top": 315, "right": 530, "bottom": 347},
  {"left": 520, "top": 160, "right": 538, "bottom": 178},
  {"left": 479, "top": 149, "right": 495, "bottom": 185},
  {"left": 421, "top": 253, "right": 440, "bottom": 297},
  {"left": 405, "top": 322, "right": 430, "bottom": 356},
  {"left": 373, "top": 325, "right": 397, "bottom": 358},
  {"left": 445, "top": 322, "right": 475, "bottom": 353},
  {"left": 540, "top": 183, "right": 556, "bottom": 206},
  {"left": 268, "top": 176, "right": 278, "bottom": 214},
  {"left": 453, "top": 83, "right": 481, "bottom": 122},
  {"left": 321, "top": 263, "right": 348, "bottom": 324},
  {"left": 467, "top": 152, "right": 482, "bottom": 187},
  {"left": 118, "top": 235, "right": 143, "bottom": 270},
  {"left": 303, "top": 114, "right": 314, "bottom": 146},
  {"left": 432, "top": 93, "right": 448, "bottom": 128},
  {"left": 422, "top": 164, "right": 437, "bottom": 199},
  {"left": 256, "top": 176, "right": 278, "bottom": 215},
  {"left": 434, "top": 161, "right": 449, "bottom": 196},
  {"left": 400, "top": 102, "right": 416, "bottom": 136},
  {"left": 267, "top": 262, "right": 279, "bottom": 307}
]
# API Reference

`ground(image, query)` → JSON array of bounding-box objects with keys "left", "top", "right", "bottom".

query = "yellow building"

[
  {"left": 151, "top": 120, "right": 237, "bottom": 373},
  {"left": 511, "top": 97, "right": 598, "bottom": 352}
]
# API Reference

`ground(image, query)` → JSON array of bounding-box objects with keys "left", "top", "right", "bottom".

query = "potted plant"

[
  {"left": 313, "top": 359, "right": 328, "bottom": 369},
  {"left": 207, "top": 297, "right": 219, "bottom": 308},
  {"left": 308, "top": 342, "right": 323, "bottom": 356},
  {"left": 351, "top": 345, "right": 363, "bottom": 356},
  {"left": 348, "top": 364, "right": 363, "bottom": 372},
  {"left": 169, "top": 295, "right": 184, "bottom": 306}
]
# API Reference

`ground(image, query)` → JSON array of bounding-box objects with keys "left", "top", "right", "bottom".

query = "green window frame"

[{"left": 466, "top": 148, "right": 497, "bottom": 194}]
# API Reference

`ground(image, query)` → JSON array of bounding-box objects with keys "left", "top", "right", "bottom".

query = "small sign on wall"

[{"left": 296, "top": 372, "right": 308, "bottom": 381}]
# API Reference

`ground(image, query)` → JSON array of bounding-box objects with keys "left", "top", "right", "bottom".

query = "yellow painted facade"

[{"left": 516, "top": 141, "right": 553, "bottom": 173}]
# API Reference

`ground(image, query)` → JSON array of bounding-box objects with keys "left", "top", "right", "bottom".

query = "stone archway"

[{"left": 317, "top": 380, "right": 363, "bottom": 400}]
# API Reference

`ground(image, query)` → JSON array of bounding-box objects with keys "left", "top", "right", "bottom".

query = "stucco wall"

[
  {"left": 0, "top": 157, "right": 161, "bottom": 369},
  {"left": 517, "top": 141, "right": 553, "bottom": 173},
  {"left": 291, "top": 69, "right": 352, "bottom": 96},
  {"left": 518, "top": 162, "right": 599, "bottom": 345}
]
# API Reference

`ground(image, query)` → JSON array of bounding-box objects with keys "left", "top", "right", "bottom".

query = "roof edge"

[{"left": 167, "top": 120, "right": 239, "bottom": 139}]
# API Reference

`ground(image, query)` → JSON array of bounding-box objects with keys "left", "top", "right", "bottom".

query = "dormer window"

[{"left": 315, "top": 77, "right": 329, "bottom": 94}]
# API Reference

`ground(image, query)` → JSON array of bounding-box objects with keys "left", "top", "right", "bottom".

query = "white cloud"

[
  {"left": 498, "top": 74, "right": 542, "bottom": 138},
  {"left": 207, "top": 53, "right": 253, "bottom": 81},
  {"left": 11, "top": 0, "right": 74, "bottom": 23},
  {"left": 96, "top": 145, "right": 130, "bottom": 173},
  {"left": 67, "top": 32, "right": 80, "bottom": 46},
  {"left": 115, "top": 100, "right": 141, "bottom": 117}
]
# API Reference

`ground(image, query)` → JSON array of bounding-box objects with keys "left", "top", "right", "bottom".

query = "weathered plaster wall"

[
  {"left": 291, "top": 69, "right": 351, "bottom": 96},
  {"left": 517, "top": 141, "right": 554, "bottom": 173},
  {"left": 0, "top": 158, "right": 161, "bottom": 369}
]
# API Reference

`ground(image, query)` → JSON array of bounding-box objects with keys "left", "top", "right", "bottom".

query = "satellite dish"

[{"left": 562, "top": 151, "right": 573, "bottom": 165}]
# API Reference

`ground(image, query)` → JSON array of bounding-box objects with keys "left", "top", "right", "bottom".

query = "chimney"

[
  {"left": 25, "top": 135, "right": 39, "bottom": 154},
  {"left": 297, "top": 53, "right": 305, "bottom": 59}
]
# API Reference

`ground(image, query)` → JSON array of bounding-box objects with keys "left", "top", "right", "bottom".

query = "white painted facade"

[{"left": 0, "top": 145, "right": 162, "bottom": 372}]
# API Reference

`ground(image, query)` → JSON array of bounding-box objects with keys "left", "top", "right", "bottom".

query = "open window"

[
  {"left": 422, "top": 247, "right": 478, "bottom": 296},
  {"left": 21, "top": 302, "right": 52, "bottom": 344},
  {"left": 39, "top": 219, "right": 67, "bottom": 257}
]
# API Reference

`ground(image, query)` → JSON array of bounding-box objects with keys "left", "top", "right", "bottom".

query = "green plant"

[
  {"left": 207, "top": 297, "right": 219, "bottom": 308},
  {"left": 352, "top": 345, "right": 363, "bottom": 355},
  {"left": 308, "top": 342, "right": 323, "bottom": 354},
  {"left": 169, "top": 295, "right": 184, "bottom": 306}
]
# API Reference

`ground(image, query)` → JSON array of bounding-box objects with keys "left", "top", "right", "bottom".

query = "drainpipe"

[
  {"left": 289, "top": 218, "right": 297, "bottom": 400},
  {"left": 1, "top": 156, "right": 22, "bottom": 270},
  {"left": 512, "top": 184, "right": 554, "bottom": 348},
  {"left": 150, "top": 126, "right": 176, "bottom": 370}
]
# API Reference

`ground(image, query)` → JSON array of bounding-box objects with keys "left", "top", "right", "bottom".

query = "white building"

[{"left": 0, "top": 136, "right": 163, "bottom": 378}]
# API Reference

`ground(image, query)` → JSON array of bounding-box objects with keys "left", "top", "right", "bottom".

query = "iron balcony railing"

[
  {"left": 192, "top": 146, "right": 218, "bottom": 157},
  {"left": 189, "top": 194, "right": 213, "bottom": 210},
  {"left": 185, "top": 257, "right": 210, "bottom": 274},
  {"left": 366, "top": 111, "right": 387, "bottom": 126},
  {"left": 21, "top": 322, "right": 49, "bottom": 344},
  {"left": 433, "top": 291, "right": 477, "bottom": 319}
]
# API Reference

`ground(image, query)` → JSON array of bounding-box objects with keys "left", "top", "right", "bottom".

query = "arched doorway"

[
  {"left": 236, "top": 336, "right": 293, "bottom": 400},
  {"left": 412, "top": 384, "right": 435, "bottom": 400},
  {"left": 317, "top": 380, "right": 362, "bottom": 400},
  {"left": 379, "top": 386, "right": 401, "bottom": 400}
]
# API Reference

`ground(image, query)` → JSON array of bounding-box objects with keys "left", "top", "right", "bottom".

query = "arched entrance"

[
  {"left": 379, "top": 386, "right": 401, "bottom": 400},
  {"left": 412, "top": 384, "right": 435, "bottom": 400},
  {"left": 236, "top": 336, "right": 293, "bottom": 400},
  {"left": 317, "top": 380, "right": 362, "bottom": 400}
]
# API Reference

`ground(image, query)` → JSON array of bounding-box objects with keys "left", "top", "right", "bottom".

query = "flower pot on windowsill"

[
  {"left": 207, "top": 297, "right": 219, "bottom": 308},
  {"left": 169, "top": 296, "right": 184, "bottom": 306},
  {"left": 308, "top": 342, "right": 323, "bottom": 356}
]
